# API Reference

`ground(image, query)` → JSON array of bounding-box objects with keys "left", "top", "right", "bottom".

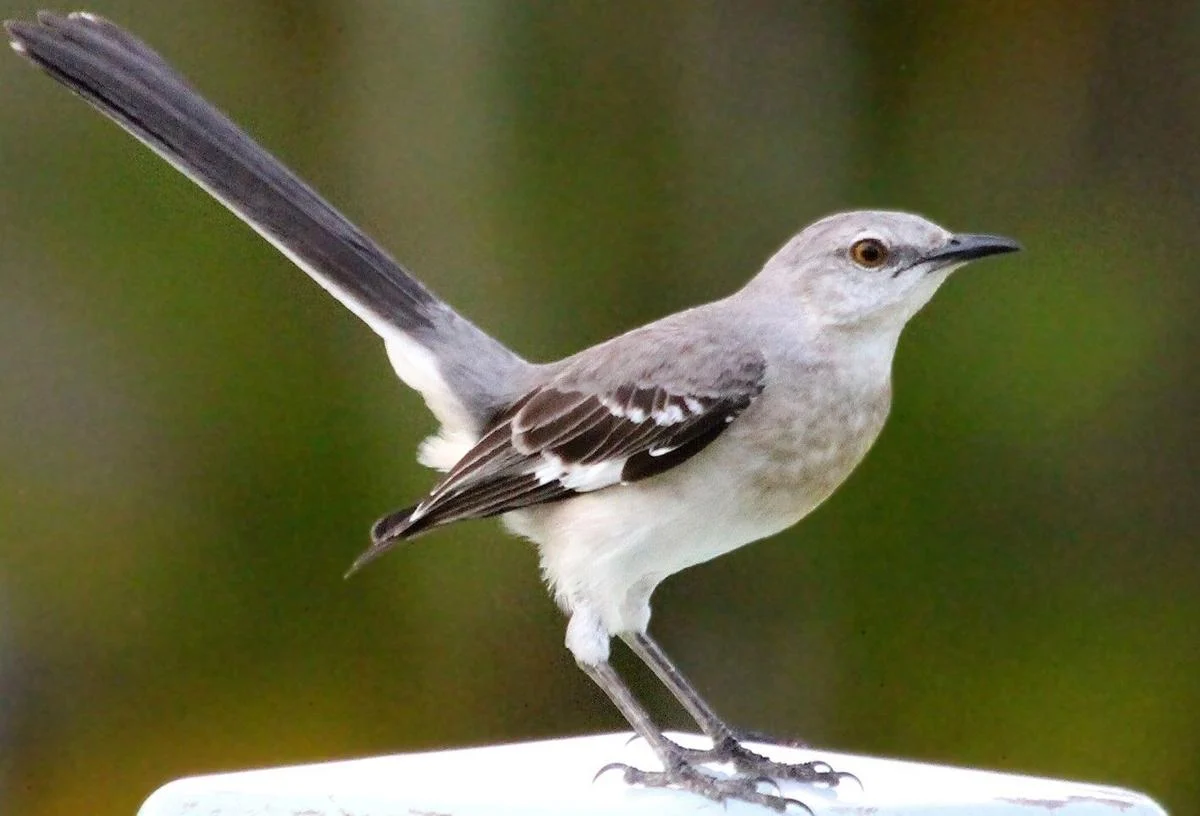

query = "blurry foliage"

[{"left": 0, "top": 1, "right": 1197, "bottom": 814}]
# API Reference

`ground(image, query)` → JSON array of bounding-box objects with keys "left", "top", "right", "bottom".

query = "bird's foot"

[
  {"left": 684, "top": 735, "right": 854, "bottom": 787},
  {"left": 726, "top": 727, "right": 810, "bottom": 749},
  {"left": 597, "top": 759, "right": 811, "bottom": 813}
]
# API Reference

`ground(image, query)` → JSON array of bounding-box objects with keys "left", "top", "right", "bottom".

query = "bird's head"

[{"left": 748, "top": 210, "right": 1020, "bottom": 330}]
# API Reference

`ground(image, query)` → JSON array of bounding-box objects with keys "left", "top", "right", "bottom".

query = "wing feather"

[{"left": 346, "top": 351, "right": 766, "bottom": 575}]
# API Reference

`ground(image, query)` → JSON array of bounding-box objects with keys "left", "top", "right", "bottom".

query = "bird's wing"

[{"left": 349, "top": 334, "right": 766, "bottom": 573}]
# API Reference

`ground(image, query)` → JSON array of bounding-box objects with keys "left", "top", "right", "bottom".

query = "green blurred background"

[{"left": 1, "top": 1, "right": 1196, "bottom": 813}]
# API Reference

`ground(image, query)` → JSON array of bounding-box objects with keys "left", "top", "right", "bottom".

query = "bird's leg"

[
  {"left": 621, "top": 631, "right": 749, "bottom": 747},
  {"left": 579, "top": 659, "right": 808, "bottom": 812},
  {"left": 622, "top": 632, "right": 850, "bottom": 786}
]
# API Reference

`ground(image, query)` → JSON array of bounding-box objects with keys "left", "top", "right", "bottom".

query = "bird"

[{"left": 7, "top": 11, "right": 1021, "bottom": 812}]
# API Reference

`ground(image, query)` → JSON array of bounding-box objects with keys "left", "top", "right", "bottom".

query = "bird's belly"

[{"left": 507, "top": 394, "right": 888, "bottom": 634}]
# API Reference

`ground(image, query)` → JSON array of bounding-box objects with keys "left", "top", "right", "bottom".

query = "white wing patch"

[
  {"left": 599, "top": 393, "right": 694, "bottom": 427},
  {"left": 534, "top": 454, "right": 625, "bottom": 492},
  {"left": 521, "top": 387, "right": 717, "bottom": 490}
]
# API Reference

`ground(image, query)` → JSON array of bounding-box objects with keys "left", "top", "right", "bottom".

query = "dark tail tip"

[
  {"left": 343, "top": 503, "right": 423, "bottom": 579},
  {"left": 370, "top": 504, "right": 421, "bottom": 542}
]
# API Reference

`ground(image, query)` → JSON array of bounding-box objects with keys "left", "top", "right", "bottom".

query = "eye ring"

[{"left": 850, "top": 238, "right": 889, "bottom": 269}]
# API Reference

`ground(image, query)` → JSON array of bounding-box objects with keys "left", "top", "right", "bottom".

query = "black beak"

[{"left": 927, "top": 233, "right": 1022, "bottom": 265}]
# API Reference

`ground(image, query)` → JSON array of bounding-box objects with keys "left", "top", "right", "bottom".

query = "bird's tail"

[{"left": 6, "top": 11, "right": 530, "bottom": 432}]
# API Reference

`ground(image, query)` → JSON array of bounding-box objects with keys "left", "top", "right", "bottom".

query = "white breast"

[{"left": 506, "top": 369, "right": 892, "bottom": 640}]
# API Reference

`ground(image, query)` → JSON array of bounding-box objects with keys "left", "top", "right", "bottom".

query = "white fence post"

[{"left": 137, "top": 731, "right": 1168, "bottom": 815}]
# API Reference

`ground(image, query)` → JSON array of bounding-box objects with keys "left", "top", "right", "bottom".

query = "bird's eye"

[{"left": 849, "top": 238, "right": 889, "bottom": 268}]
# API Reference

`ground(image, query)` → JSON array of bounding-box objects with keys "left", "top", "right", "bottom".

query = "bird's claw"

[
  {"left": 597, "top": 759, "right": 812, "bottom": 813},
  {"left": 683, "top": 736, "right": 853, "bottom": 787},
  {"left": 594, "top": 761, "right": 633, "bottom": 784}
]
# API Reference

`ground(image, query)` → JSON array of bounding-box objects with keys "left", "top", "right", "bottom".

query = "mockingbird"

[{"left": 9, "top": 11, "right": 1020, "bottom": 811}]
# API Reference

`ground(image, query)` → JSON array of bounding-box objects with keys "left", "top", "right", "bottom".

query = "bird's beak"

[{"left": 926, "top": 233, "right": 1022, "bottom": 266}]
